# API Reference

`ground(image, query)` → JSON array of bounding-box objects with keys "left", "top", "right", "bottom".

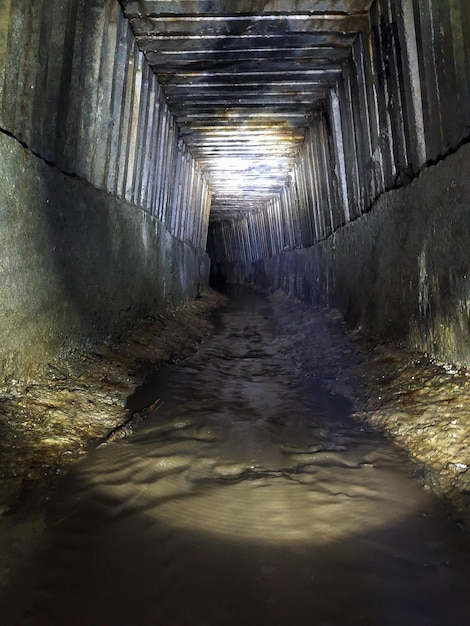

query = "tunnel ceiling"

[{"left": 120, "top": 1, "right": 372, "bottom": 218}]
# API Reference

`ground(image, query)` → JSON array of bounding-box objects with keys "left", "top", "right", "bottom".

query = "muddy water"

[{"left": 3, "top": 289, "right": 470, "bottom": 625}]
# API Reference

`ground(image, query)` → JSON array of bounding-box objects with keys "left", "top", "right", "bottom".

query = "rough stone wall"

[{"left": 0, "top": 0, "right": 211, "bottom": 378}]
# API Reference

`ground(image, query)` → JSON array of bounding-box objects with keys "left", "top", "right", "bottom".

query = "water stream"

[{"left": 3, "top": 289, "right": 470, "bottom": 625}]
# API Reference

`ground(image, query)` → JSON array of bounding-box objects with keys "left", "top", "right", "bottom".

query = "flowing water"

[{"left": 2, "top": 289, "right": 470, "bottom": 625}]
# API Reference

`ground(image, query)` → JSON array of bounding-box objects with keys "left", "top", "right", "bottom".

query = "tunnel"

[{"left": 1, "top": 0, "right": 470, "bottom": 623}]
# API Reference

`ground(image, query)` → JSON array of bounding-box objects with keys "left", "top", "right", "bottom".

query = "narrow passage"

[{"left": 3, "top": 289, "right": 470, "bottom": 625}]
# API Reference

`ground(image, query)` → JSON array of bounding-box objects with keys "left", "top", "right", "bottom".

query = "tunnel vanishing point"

[{"left": 0, "top": 2, "right": 469, "bottom": 384}]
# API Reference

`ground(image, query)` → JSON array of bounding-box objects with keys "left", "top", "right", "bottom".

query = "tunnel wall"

[
  {"left": 208, "top": 0, "right": 470, "bottom": 366},
  {"left": 0, "top": 0, "right": 211, "bottom": 378}
]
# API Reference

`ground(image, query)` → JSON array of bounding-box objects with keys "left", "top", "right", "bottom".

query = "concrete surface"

[
  {"left": 214, "top": 143, "right": 470, "bottom": 366},
  {"left": 0, "top": 131, "right": 209, "bottom": 378}
]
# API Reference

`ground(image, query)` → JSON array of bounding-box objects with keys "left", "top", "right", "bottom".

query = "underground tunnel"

[{"left": 1, "top": 0, "right": 470, "bottom": 623}]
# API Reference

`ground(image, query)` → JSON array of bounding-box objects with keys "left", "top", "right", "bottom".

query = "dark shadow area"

[{"left": 208, "top": 260, "right": 229, "bottom": 292}]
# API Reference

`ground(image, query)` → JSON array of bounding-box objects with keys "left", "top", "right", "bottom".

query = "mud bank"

[
  {"left": 266, "top": 289, "right": 470, "bottom": 528},
  {"left": 0, "top": 289, "right": 226, "bottom": 586}
]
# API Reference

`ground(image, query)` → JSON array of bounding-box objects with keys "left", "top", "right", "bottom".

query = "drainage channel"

[{"left": 2, "top": 288, "right": 470, "bottom": 626}]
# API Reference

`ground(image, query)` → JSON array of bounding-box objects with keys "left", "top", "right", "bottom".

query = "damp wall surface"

[
  {"left": 0, "top": 0, "right": 211, "bottom": 379},
  {"left": 0, "top": 132, "right": 209, "bottom": 378},
  {"left": 217, "top": 144, "right": 470, "bottom": 366},
  {"left": 208, "top": 0, "right": 470, "bottom": 366}
]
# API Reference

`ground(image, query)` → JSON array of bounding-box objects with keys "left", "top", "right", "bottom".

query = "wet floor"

[{"left": 2, "top": 288, "right": 470, "bottom": 625}]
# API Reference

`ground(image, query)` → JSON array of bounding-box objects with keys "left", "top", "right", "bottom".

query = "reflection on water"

[{"left": 2, "top": 288, "right": 470, "bottom": 625}]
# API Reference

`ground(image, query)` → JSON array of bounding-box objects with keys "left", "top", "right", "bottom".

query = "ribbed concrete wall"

[
  {"left": 208, "top": 0, "right": 470, "bottom": 365},
  {"left": 0, "top": 0, "right": 211, "bottom": 378},
  {"left": 0, "top": 0, "right": 211, "bottom": 248}
]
